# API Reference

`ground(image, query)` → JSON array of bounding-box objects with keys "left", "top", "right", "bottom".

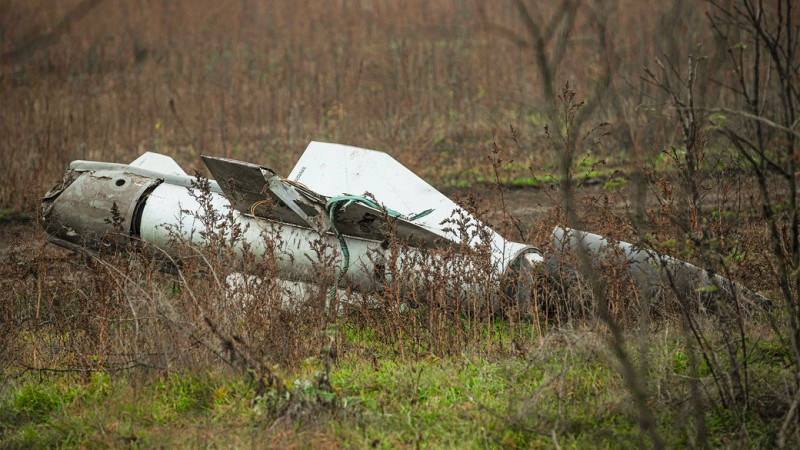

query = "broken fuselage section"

[
  {"left": 41, "top": 141, "right": 767, "bottom": 309},
  {"left": 41, "top": 142, "right": 543, "bottom": 297}
]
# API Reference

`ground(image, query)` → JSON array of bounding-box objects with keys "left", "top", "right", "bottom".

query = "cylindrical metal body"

[
  {"left": 139, "top": 182, "right": 394, "bottom": 290},
  {"left": 552, "top": 226, "right": 768, "bottom": 304},
  {"left": 41, "top": 163, "right": 542, "bottom": 300},
  {"left": 41, "top": 169, "right": 161, "bottom": 249}
]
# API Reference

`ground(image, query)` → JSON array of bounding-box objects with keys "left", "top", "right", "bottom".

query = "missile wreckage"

[{"left": 40, "top": 141, "right": 766, "bottom": 307}]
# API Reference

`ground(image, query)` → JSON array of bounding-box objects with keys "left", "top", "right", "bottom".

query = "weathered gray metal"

[
  {"left": 40, "top": 144, "right": 542, "bottom": 300},
  {"left": 42, "top": 168, "right": 160, "bottom": 250},
  {"left": 202, "top": 155, "right": 445, "bottom": 247},
  {"left": 552, "top": 227, "right": 769, "bottom": 305},
  {"left": 39, "top": 143, "right": 766, "bottom": 309}
]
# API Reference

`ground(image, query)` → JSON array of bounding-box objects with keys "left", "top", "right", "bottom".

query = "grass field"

[
  {"left": 1, "top": 326, "right": 792, "bottom": 448},
  {"left": 2, "top": 0, "right": 799, "bottom": 447}
]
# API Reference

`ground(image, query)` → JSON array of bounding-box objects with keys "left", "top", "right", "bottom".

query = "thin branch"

[{"left": 694, "top": 106, "right": 800, "bottom": 140}]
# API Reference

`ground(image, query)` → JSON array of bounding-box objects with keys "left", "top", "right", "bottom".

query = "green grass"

[
  {"left": 438, "top": 148, "right": 623, "bottom": 189},
  {"left": 0, "top": 208, "right": 30, "bottom": 223},
  {"left": 442, "top": 170, "right": 622, "bottom": 189},
  {"left": 1, "top": 327, "right": 791, "bottom": 448}
]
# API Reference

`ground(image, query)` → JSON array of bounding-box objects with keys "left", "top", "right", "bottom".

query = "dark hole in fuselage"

[{"left": 115, "top": 179, "right": 126, "bottom": 186}]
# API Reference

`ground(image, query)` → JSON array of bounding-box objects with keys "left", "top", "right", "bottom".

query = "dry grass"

[
  {"left": 1, "top": 0, "right": 799, "bottom": 447},
  {"left": 1, "top": 0, "right": 724, "bottom": 209}
]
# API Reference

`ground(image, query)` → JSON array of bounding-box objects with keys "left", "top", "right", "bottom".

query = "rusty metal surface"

[{"left": 41, "top": 169, "right": 161, "bottom": 250}]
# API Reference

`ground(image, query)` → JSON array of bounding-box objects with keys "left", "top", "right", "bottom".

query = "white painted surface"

[
  {"left": 130, "top": 152, "right": 188, "bottom": 177},
  {"left": 288, "top": 142, "right": 541, "bottom": 271},
  {"left": 139, "top": 183, "right": 390, "bottom": 291},
  {"left": 138, "top": 183, "right": 506, "bottom": 298}
]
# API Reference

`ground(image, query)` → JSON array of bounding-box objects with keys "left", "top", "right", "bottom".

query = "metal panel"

[
  {"left": 287, "top": 141, "right": 540, "bottom": 272},
  {"left": 202, "top": 155, "right": 446, "bottom": 248},
  {"left": 41, "top": 169, "right": 160, "bottom": 249},
  {"left": 552, "top": 227, "right": 768, "bottom": 304},
  {"left": 138, "top": 183, "right": 394, "bottom": 291}
]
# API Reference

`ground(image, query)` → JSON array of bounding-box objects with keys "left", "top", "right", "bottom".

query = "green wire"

[
  {"left": 327, "top": 195, "right": 433, "bottom": 222},
  {"left": 324, "top": 195, "right": 433, "bottom": 304}
]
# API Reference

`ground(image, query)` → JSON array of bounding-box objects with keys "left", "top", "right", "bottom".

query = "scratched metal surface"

[
  {"left": 41, "top": 169, "right": 160, "bottom": 249},
  {"left": 202, "top": 155, "right": 445, "bottom": 248}
]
